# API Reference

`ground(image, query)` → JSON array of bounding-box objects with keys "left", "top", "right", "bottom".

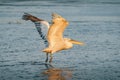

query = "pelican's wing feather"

[
  {"left": 47, "top": 13, "right": 69, "bottom": 47},
  {"left": 22, "top": 13, "right": 49, "bottom": 45}
]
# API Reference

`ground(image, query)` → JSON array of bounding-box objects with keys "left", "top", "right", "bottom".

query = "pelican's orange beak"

[{"left": 70, "top": 39, "right": 85, "bottom": 46}]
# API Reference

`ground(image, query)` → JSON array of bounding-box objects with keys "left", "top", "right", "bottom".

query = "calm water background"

[{"left": 0, "top": 0, "right": 120, "bottom": 80}]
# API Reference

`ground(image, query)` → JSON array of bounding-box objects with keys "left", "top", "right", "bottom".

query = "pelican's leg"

[
  {"left": 49, "top": 54, "right": 53, "bottom": 63},
  {"left": 45, "top": 53, "right": 49, "bottom": 63}
]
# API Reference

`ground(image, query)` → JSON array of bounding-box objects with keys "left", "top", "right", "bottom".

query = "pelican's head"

[{"left": 52, "top": 13, "right": 68, "bottom": 25}]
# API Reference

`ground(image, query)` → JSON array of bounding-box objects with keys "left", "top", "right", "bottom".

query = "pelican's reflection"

[{"left": 42, "top": 64, "right": 72, "bottom": 80}]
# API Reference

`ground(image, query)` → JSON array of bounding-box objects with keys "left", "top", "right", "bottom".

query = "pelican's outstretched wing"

[
  {"left": 22, "top": 13, "right": 49, "bottom": 45},
  {"left": 47, "top": 13, "right": 69, "bottom": 47}
]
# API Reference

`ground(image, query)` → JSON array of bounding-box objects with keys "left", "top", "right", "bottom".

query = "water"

[{"left": 0, "top": 0, "right": 120, "bottom": 80}]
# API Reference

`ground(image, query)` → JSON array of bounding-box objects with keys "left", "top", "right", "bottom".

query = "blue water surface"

[{"left": 0, "top": 0, "right": 120, "bottom": 80}]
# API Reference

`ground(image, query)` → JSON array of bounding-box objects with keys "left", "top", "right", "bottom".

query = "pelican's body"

[
  {"left": 43, "top": 14, "right": 70, "bottom": 53},
  {"left": 22, "top": 13, "right": 84, "bottom": 63}
]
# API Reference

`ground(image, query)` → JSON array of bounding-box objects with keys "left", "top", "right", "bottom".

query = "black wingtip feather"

[
  {"left": 22, "top": 13, "right": 44, "bottom": 22},
  {"left": 22, "top": 13, "right": 31, "bottom": 20}
]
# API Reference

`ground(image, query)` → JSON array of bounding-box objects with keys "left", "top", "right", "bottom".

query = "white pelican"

[{"left": 22, "top": 13, "right": 84, "bottom": 63}]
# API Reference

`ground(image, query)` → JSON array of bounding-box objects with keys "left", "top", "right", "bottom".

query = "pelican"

[{"left": 22, "top": 13, "right": 84, "bottom": 63}]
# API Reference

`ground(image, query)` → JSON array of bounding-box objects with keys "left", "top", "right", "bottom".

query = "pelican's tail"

[
  {"left": 22, "top": 13, "right": 44, "bottom": 22},
  {"left": 70, "top": 39, "right": 84, "bottom": 46},
  {"left": 43, "top": 48, "right": 52, "bottom": 53}
]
